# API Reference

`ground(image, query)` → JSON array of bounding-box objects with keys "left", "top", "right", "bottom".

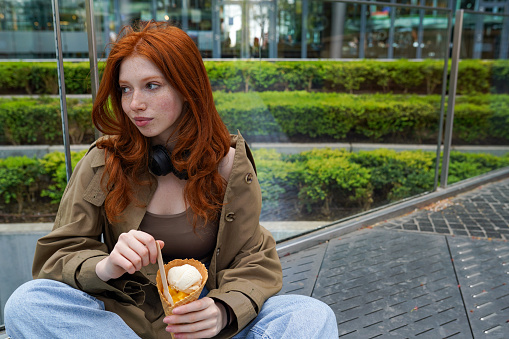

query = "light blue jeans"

[{"left": 5, "top": 279, "right": 338, "bottom": 339}]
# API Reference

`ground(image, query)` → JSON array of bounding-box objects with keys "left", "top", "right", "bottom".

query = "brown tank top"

[{"left": 139, "top": 208, "right": 218, "bottom": 262}]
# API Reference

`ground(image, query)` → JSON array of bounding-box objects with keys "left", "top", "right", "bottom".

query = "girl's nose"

[{"left": 130, "top": 90, "right": 146, "bottom": 111}]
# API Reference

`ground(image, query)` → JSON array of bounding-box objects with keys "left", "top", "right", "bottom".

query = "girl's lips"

[{"left": 134, "top": 117, "right": 152, "bottom": 127}]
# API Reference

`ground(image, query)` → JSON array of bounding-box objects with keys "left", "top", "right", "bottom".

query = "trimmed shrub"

[
  {"left": 40, "top": 150, "right": 87, "bottom": 203},
  {"left": 1, "top": 93, "right": 508, "bottom": 146},
  {"left": 0, "top": 156, "right": 45, "bottom": 213},
  {"left": 0, "top": 59, "right": 501, "bottom": 95},
  {"left": 1, "top": 148, "right": 508, "bottom": 222},
  {"left": 0, "top": 97, "right": 95, "bottom": 145}
]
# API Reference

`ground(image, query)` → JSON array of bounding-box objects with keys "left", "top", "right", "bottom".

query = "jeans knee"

[
  {"left": 4, "top": 280, "right": 41, "bottom": 327},
  {"left": 5, "top": 279, "right": 86, "bottom": 325},
  {"left": 304, "top": 297, "right": 336, "bottom": 322}
]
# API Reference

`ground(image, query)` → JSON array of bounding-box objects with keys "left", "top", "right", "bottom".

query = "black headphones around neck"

[{"left": 149, "top": 145, "right": 189, "bottom": 180}]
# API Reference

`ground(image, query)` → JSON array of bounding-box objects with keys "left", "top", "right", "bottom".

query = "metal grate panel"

[
  {"left": 312, "top": 229, "right": 472, "bottom": 338},
  {"left": 279, "top": 243, "right": 327, "bottom": 296},
  {"left": 448, "top": 236, "right": 509, "bottom": 337}
]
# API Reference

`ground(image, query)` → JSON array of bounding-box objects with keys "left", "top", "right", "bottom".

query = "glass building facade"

[{"left": 0, "top": 0, "right": 507, "bottom": 60}]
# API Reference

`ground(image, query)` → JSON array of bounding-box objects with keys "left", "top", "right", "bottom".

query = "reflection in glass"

[{"left": 449, "top": 12, "right": 509, "bottom": 192}]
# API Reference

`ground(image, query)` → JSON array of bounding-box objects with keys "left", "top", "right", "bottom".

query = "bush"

[
  {"left": 0, "top": 156, "right": 44, "bottom": 213},
  {"left": 1, "top": 148, "right": 508, "bottom": 222},
  {"left": 388, "top": 60, "right": 427, "bottom": 94},
  {"left": 2, "top": 93, "right": 509, "bottom": 146},
  {"left": 0, "top": 62, "right": 32, "bottom": 94},
  {"left": 456, "top": 60, "right": 492, "bottom": 94},
  {"left": 491, "top": 60, "right": 509, "bottom": 94},
  {"left": 447, "top": 152, "right": 509, "bottom": 184},
  {"left": 1, "top": 59, "right": 502, "bottom": 95},
  {"left": 0, "top": 98, "right": 62, "bottom": 144},
  {"left": 322, "top": 61, "right": 370, "bottom": 94},
  {"left": 350, "top": 149, "right": 435, "bottom": 201},
  {"left": 291, "top": 149, "right": 373, "bottom": 214},
  {"left": 252, "top": 148, "right": 301, "bottom": 219},
  {"left": 0, "top": 97, "right": 95, "bottom": 145},
  {"left": 40, "top": 150, "right": 87, "bottom": 203}
]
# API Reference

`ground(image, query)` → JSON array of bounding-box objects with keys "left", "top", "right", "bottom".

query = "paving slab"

[
  {"left": 448, "top": 236, "right": 509, "bottom": 337},
  {"left": 382, "top": 178, "right": 509, "bottom": 240},
  {"left": 279, "top": 227, "right": 509, "bottom": 338}
]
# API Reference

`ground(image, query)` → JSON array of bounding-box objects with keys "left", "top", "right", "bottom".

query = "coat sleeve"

[
  {"left": 32, "top": 146, "right": 150, "bottom": 306},
  {"left": 206, "top": 136, "right": 283, "bottom": 338}
]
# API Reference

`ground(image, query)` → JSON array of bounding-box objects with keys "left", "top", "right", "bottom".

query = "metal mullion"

[
  {"left": 388, "top": 0, "right": 396, "bottom": 59},
  {"left": 51, "top": 0, "right": 72, "bottom": 182},
  {"left": 416, "top": 0, "right": 425, "bottom": 59},
  {"left": 433, "top": 8, "right": 453, "bottom": 191},
  {"left": 301, "top": 0, "right": 308, "bottom": 58},
  {"left": 440, "top": 9, "right": 464, "bottom": 189},
  {"left": 212, "top": 0, "right": 221, "bottom": 58},
  {"left": 85, "top": 0, "right": 101, "bottom": 141}
]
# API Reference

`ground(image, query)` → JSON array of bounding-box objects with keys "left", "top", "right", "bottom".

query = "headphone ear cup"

[{"left": 149, "top": 145, "right": 174, "bottom": 176}]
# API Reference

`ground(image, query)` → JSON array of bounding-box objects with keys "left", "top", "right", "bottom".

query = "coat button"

[
  {"left": 216, "top": 248, "right": 220, "bottom": 255},
  {"left": 245, "top": 173, "right": 253, "bottom": 184},
  {"left": 225, "top": 212, "right": 235, "bottom": 222}
]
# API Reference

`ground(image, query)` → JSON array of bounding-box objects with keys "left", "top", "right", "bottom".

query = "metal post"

[
  {"left": 151, "top": 0, "right": 157, "bottom": 20},
  {"left": 182, "top": 0, "right": 188, "bottom": 31},
  {"left": 268, "top": 0, "right": 277, "bottom": 58},
  {"left": 440, "top": 10, "right": 463, "bottom": 189},
  {"left": 359, "top": 4, "right": 366, "bottom": 59},
  {"left": 416, "top": 0, "right": 424, "bottom": 59},
  {"left": 301, "top": 0, "right": 308, "bottom": 58},
  {"left": 212, "top": 0, "right": 221, "bottom": 58},
  {"left": 330, "top": 2, "right": 345, "bottom": 58},
  {"left": 85, "top": 0, "right": 99, "bottom": 101},
  {"left": 473, "top": 2, "right": 483, "bottom": 59},
  {"left": 433, "top": 9, "right": 453, "bottom": 191},
  {"left": 85, "top": 0, "right": 101, "bottom": 140},
  {"left": 500, "top": 3, "right": 509, "bottom": 59},
  {"left": 242, "top": 1, "right": 249, "bottom": 58},
  {"left": 388, "top": 0, "right": 396, "bottom": 59},
  {"left": 51, "top": 0, "right": 72, "bottom": 182}
]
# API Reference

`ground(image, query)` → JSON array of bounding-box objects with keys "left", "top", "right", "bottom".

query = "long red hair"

[{"left": 92, "top": 21, "right": 231, "bottom": 227}]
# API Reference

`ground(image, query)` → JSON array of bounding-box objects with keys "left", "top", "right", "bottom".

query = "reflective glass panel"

[{"left": 448, "top": 11, "right": 509, "bottom": 187}]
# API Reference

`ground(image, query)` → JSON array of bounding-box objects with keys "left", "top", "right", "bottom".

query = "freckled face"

[{"left": 119, "top": 55, "right": 185, "bottom": 145}]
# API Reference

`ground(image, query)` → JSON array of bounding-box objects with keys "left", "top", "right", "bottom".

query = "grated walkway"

[{"left": 278, "top": 178, "right": 509, "bottom": 338}]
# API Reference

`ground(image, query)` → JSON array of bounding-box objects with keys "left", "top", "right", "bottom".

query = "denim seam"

[{"left": 249, "top": 324, "right": 272, "bottom": 339}]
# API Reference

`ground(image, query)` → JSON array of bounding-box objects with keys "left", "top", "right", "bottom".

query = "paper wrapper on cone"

[{"left": 156, "top": 258, "right": 208, "bottom": 317}]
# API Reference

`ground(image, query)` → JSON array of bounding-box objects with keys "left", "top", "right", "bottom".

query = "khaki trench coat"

[{"left": 32, "top": 133, "right": 283, "bottom": 339}]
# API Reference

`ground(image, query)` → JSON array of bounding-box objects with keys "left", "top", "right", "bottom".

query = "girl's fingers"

[
  {"left": 118, "top": 230, "right": 157, "bottom": 267},
  {"left": 111, "top": 243, "right": 143, "bottom": 272},
  {"left": 164, "top": 298, "right": 224, "bottom": 338}
]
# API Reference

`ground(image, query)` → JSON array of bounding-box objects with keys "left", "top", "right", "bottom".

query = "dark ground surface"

[{"left": 278, "top": 177, "right": 509, "bottom": 338}]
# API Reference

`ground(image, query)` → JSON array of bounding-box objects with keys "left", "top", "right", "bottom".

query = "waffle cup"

[{"left": 156, "top": 258, "right": 208, "bottom": 317}]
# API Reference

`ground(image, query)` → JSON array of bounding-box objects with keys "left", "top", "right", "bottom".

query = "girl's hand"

[
  {"left": 96, "top": 230, "right": 164, "bottom": 281},
  {"left": 163, "top": 297, "right": 229, "bottom": 338}
]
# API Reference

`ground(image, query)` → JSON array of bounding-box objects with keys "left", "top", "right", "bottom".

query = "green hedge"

[
  {"left": 1, "top": 93, "right": 509, "bottom": 145},
  {"left": 0, "top": 97, "right": 94, "bottom": 145},
  {"left": 3, "top": 148, "right": 507, "bottom": 220},
  {"left": 254, "top": 148, "right": 509, "bottom": 220},
  {"left": 1, "top": 59, "right": 508, "bottom": 95}
]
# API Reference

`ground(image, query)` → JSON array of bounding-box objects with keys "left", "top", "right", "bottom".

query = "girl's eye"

[
  {"left": 147, "top": 83, "right": 160, "bottom": 90},
  {"left": 120, "top": 87, "right": 130, "bottom": 94}
]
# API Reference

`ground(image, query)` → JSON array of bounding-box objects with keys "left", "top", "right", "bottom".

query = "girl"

[{"left": 5, "top": 21, "right": 337, "bottom": 339}]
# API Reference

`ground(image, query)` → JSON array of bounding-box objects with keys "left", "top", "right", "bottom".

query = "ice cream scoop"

[{"left": 167, "top": 264, "right": 203, "bottom": 294}]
